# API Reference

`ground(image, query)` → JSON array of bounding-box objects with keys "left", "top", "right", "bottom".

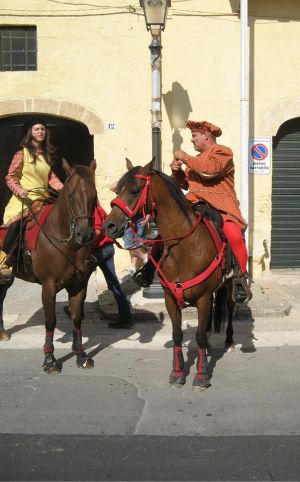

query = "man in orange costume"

[{"left": 134, "top": 120, "right": 252, "bottom": 304}]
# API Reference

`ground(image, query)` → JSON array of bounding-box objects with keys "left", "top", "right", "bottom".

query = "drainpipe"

[{"left": 240, "top": 0, "right": 249, "bottom": 252}]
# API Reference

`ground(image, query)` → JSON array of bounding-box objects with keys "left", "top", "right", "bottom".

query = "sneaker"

[
  {"left": 108, "top": 320, "right": 134, "bottom": 329},
  {"left": 232, "top": 273, "right": 252, "bottom": 304}
]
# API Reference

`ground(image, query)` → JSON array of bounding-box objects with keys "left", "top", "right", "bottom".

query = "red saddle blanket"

[{"left": 0, "top": 204, "right": 55, "bottom": 252}]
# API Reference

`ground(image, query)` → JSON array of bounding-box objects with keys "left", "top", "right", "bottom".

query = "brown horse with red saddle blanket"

[
  {"left": 0, "top": 159, "right": 97, "bottom": 373},
  {"left": 104, "top": 159, "right": 235, "bottom": 390}
]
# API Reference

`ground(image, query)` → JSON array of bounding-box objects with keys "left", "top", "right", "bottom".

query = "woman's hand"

[{"left": 19, "top": 188, "right": 29, "bottom": 199}]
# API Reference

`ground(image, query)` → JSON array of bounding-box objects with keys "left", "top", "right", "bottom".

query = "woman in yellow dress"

[{"left": 0, "top": 117, "right": 63, "bottom": 282}]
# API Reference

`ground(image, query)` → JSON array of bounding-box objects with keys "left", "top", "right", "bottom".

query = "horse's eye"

[{"left": 130, "top": 189, "right": 140, "bottom": 196}]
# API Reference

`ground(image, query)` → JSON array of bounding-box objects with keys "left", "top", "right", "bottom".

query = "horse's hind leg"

[
  {"left": 164, "top": 292, "right": 186, "bottom": 387},
  {"left": 68, "top": 287, "right": 94, "bottom": 369},
  {"left": 0, "top": 280, "right": 14, "bottom": 341},
  {"left": 193, "top": 293, "right": 212, "bottom": 391},
  {"left": 42, "top": 281, "right": 61, "bottom": 374}
]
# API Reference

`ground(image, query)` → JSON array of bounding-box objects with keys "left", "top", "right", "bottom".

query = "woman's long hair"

[{"left": 20, "top": 128, "right": 56, "bottom": 166}]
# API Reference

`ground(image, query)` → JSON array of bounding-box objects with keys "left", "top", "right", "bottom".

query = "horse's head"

[
  {"left": 62, "top": 158, "right": 97, "bottom": 245},
  {"left": 104, "top": 158, "right": 155, "bottom": 239}
]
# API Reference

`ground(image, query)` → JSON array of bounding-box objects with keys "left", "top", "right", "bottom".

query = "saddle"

[
  {"left": 192, "top": 201, "right": 236, "bottom": 274},
  {"left": 0, "top": 202, "right": 55, "bottom": 283}
]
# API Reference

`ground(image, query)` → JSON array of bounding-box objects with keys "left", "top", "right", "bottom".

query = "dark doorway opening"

[
  {"left": 0, "top": 114, "right": 94, "bottom": 223},
  {"left": 271, "top": 118, "right": 300, "bottom": 268}
]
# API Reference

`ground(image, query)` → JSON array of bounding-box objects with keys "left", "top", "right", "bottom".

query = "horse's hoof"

[
  {"left": 192, "top": 378, "right": 211, "bottom": 391},
  {"left": 192, "top": 384, "right": 210, "bottom": 392},
  {"left": 169, "top": 375, "right": 186, "bottom": 387},
  {"left": 0, "top": 330, "right": 10, "bottom": 341},
  {"left": 76, "top": 352, "right": 94, "bottom": 369},
  {"left": 43, "top": 354, "right": 61, "bottom": 374},
  {"left": 46, "top": 364, "right": 62, "bottom": 375}
]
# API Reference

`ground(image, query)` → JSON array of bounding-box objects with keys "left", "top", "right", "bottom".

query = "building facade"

[{"left": 1, "top": 0, "right": 300, "bottom": 275}]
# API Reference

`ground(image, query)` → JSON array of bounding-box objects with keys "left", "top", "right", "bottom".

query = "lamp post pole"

[
  {"left": 149, "top": 34, "right": 162, "bottom": 171},
  {"left": 143, "top": 33, "right": 164, "bottom": 299},
  {"left": 140, "top": 0, "right": 170, "bottom": 299}
]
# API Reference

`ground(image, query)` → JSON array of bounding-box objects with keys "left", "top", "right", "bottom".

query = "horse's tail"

[{"left": 213, "top": 284, "right": 228, "bottom": 333}]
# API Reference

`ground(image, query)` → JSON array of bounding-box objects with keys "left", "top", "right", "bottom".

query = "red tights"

[{"left": 223, "top": 221, "right": 248, "bottom": 273}]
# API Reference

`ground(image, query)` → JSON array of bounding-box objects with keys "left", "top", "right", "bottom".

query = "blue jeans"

[{"left": 93, "top": 247, "right": 131, "bottom": 322}]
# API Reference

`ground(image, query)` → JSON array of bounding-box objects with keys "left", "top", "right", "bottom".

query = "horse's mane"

[
  {"left": 116, "top": 166, "right": 141, "bottom": 192},
  {"left": 116, "top": 166, "right": 191, "bottom": 218},
  {"left": 70, "top": 164, "right": 95, "bottom": 182},
  {"left": 154, "top": 170, "right": 191, "bottom": 217}
]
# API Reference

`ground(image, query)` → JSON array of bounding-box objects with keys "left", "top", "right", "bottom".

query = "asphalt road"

[{"left": 0, "top": 278, "right": 300, "bottom": 481}]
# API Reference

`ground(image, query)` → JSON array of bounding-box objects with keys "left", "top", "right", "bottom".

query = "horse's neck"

[
  {"left": 47, "top": 192, "right": 70, "bottom": 234},
  {"left": 151, "top": 176, "right": 214, "bottom": 255}
]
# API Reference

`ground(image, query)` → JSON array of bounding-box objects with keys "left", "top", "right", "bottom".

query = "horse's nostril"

[{"left": 105, "top": 222, "right": 117, "bottom": 235}]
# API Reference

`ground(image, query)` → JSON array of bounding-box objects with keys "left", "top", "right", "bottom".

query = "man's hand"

[
  {"left": 174, "top": 150, "right": 188, "bottom": 163},
  {"left": 170, "top": 158, "right": 183, "bottom": 171},
  {"left": 171, "top": 150, "right": 187, "bottom": 171}
]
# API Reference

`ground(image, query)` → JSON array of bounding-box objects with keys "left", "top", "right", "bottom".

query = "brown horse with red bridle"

[
  {"left": 104, "top": 159, "right": 235, "bottom": 390},
  {"left": 0, "top": 159, "right": 98, "bottom": 373}
]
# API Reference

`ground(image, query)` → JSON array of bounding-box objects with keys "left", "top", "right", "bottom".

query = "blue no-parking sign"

[{"left": 249, "top": 137, "right": 271, "bottom": 174}]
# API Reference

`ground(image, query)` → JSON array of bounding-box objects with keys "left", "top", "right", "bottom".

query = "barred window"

[{"left": 0, "top": 26, "right": 37, "bottom": 71}]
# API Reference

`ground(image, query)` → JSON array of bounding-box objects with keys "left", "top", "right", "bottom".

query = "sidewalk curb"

[{"left": 95, "top": 271, "right": 292, "bottom": 321}]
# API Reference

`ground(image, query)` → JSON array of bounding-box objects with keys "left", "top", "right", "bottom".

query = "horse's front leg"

[
  {"left": 193, "top": 292, "right": 212, "bottom": 391},
  {"left": 42, "top": 281, "right": 61, "bottom": 374},
  {"left": 0, "top": 280, "right": 14, "bottom": 341},
  {"left": 164, "top": 291, "right": 186, "bottom": 387},
  {"left": 68, "top": 287, "right": 94, "bottom": 369}
]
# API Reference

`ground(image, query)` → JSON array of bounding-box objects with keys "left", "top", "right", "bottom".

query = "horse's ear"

[
  {"left": 143, "top": 157, "right": 155, "bottom": 174},
  {"left": 62, "top": 158, "right": 74, "bottom": 177},
  {"left": 126, "top": 158, "right": 134, "bottom": 170},
  {"left": 90, "top": 159, "right": 97, "bottom": 172}
]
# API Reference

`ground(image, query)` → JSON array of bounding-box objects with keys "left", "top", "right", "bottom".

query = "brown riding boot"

[
  {"left": 0, "top": 265, "right": 13, "bottom": 284},
  {"left": 0, "top": 251, "right": 13, "bottom": 284}
]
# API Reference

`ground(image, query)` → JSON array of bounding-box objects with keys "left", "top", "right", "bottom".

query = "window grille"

[{"left": 0, "top": 26, "right": 37, "bottom": 71}]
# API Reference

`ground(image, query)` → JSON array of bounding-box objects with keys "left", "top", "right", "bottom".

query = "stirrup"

[{"left": 232, "top": 273, "right": 252, "bottom": 304}]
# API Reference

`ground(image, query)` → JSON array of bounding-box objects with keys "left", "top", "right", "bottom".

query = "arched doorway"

[
  {"left": 271, "top": 118, "right": 300, "bottom": 268},
  {"left": 0, "top": 114, "right": 94, "bottom": 223}
]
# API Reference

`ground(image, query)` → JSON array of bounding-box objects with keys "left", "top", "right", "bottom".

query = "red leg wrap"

[{"left": 171, "top": 346, "right": 184, "bottom": 377}]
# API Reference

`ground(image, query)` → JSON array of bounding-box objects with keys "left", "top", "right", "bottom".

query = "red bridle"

[{"left": 110, "top": 174, "right": 154, "bottom": 219}]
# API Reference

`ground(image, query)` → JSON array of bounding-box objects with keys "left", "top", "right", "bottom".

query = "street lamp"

[
  {"left": 140, "top": 0, "right": 170, "bottom": 298},
  {"left": 139, "top": 0, "right": 170, "bottom": 170}
]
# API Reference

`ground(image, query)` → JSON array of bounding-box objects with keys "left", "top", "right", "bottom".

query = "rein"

[
  {"left": 25, "top": 181, "right": 93, "bottom": 275},
  {"left": 111, "top": 173, "right": 202, "bottom": 245},
  {"left": 30, "top": 177, "right": 93, "bottom": 245},
  {"left": 111, "top": 172, "right": 228, "bottom": 308}
]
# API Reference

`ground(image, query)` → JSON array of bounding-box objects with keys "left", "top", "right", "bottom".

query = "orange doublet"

[{"left": 172, "top": 144, "right": 246, "bottom": 230}]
